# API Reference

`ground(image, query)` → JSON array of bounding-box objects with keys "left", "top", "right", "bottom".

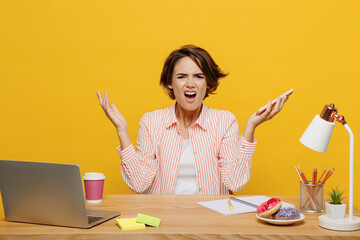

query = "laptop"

[{"left": 0, "top": 159, "right": 120, "bottom": 228}]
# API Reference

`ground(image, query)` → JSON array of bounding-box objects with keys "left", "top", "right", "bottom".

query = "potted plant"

[{"left": 325, "top": 185, "right": 346, "bottom": 219}]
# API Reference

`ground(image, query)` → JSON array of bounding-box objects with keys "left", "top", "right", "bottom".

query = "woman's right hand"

[{"left": 96, "top": 91, "right": 127, "bottom": 133}]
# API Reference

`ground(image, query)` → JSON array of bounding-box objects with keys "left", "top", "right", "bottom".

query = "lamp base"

[{"left": 319, "top": 215, "right": 360, "bottom": 231}]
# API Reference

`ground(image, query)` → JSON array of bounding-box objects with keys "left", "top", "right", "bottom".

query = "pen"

[
  {"left": 229, "top": 197, "right": 258, "bottom": 209},
  {"left": 228, "top": 199, "right": 234, "bottom": 210}
]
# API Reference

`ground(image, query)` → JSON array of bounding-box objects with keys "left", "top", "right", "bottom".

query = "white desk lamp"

[{"left": 300, "top": 103, "right": 360, "bottom": 231}]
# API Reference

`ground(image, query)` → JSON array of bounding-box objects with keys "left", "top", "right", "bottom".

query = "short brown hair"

[{"left": 160, "top": 45, "right": 228, "bottom": 100}]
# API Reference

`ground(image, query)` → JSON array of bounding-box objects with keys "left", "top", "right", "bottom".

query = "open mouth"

[{"left": 184, "top": 92, "right": 197, "bottom": 100}]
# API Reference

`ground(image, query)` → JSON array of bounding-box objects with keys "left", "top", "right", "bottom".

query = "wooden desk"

[{"left": 1, "top": 194, "right": 360, "bottom": 239}]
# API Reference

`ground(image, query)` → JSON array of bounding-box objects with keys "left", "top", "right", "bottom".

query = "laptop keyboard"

[{"left": 88, "top": 216, "right": 104, "bottom": 225}]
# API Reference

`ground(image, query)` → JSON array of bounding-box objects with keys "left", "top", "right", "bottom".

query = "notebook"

[
  {"left": 0, "top": 159, "right": 120, "bottom": 228},
  {"left": 198, "top": 195, "right": 295, "bottom": 215}
]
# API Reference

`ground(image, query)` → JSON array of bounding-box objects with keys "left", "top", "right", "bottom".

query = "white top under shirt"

[{"left": 173, "top": 139, "right": 198, "bottom": 194}]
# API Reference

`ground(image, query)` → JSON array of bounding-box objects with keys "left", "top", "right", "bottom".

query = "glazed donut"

[{"left": 257, "top": 198, "right": 282, "bottom": 218}]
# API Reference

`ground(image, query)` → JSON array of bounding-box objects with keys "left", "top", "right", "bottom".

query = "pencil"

[
  {"left": 302, "top": 168, "right": 335, "bottom": 210},
  {"left": 297, "top": 165, "right": 309, "bottom": 184},
  {"left": 299, "top": 170, "right": 309, "bottom": 184},
  {"left": 320, "top": 171, "right": 330, "bottom": 184},
  {"left": 320, "top": 168, "right": 335, "bottom": 184},
  {"left": 228, "top": 199, "right": 234, "bottom": 210},
  {"left": 312, "top": 168, "right": 317, "bottom": 184},
  {"left": 295, "top": 166, "right": 303, "bottom": 183},
  {"left": 317, "top": 167, "right": 327, "bottom": 183},
  {"left": 297, "top": 164, "right": 317, "bottom": 210}
]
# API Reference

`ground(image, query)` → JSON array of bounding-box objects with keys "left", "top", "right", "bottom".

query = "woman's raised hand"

[
  {"left": 251, "top": 96, "right": 288, "bottom": 127},
  {"left": 242, "top": 96, "right": 289, "bottom": 142},
  {"left": 96, "top": 91, "right": 127, "bottom": 133}
]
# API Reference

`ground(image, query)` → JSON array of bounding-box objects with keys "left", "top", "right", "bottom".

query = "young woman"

[{"left": 97, "top": 45, "right": 290, "bottom": 194}]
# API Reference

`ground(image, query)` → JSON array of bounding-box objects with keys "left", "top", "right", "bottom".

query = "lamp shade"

[{"left": 300, "top": 115, "right": 335, "bottom": 152}]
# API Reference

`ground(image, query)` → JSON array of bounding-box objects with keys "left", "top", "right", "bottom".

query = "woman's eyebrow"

[{"left": 175, "top": 72, "right": 203, "bottom": 76}]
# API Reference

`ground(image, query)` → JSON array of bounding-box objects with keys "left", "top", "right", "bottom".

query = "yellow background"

[{"left": 1, "top": 0, "right": 360, "bottom": 219}]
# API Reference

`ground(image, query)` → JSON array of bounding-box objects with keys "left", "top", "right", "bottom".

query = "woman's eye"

[{"left": 196, "top": 75, "right": 204, "bottom": 79}]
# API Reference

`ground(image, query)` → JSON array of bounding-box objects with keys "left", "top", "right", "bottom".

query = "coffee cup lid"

[{"left": 83, "top": 172, "right": 105, "bottom": 180}]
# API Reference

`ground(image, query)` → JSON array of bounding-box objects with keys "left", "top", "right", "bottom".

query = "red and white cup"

[{"left": 83, "top": 172, "right": 105, "bottom": 203}]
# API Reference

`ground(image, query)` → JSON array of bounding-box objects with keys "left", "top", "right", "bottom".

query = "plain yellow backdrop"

[{"left": 1, "top": 1, "right": 360, "bottom": 219}]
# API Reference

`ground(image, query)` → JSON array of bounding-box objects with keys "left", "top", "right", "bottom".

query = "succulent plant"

[{"left": 327, "top": 185, "right": 345, "bottom": 205}]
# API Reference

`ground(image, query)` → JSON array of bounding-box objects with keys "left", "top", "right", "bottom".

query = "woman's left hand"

[{"left": 242, "top": 96, "right": 288, "bottom": 142}]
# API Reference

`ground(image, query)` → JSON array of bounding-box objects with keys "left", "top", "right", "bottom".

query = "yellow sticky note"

[{"left": 116, "top": 217, "right": 145, "bottom": 230}]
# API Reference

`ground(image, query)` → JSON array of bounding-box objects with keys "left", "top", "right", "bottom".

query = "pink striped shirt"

[{"left": 118, "top": 103, "right": 257, "bottom": 194}]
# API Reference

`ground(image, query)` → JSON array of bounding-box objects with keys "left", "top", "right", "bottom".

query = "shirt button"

[{"left": 241, "top": 146, "right": 245, "bottom": 149}]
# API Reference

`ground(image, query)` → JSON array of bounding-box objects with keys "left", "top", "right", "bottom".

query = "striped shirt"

[{"left": 118, "top": 103, "right": 257, "bottom": 194}]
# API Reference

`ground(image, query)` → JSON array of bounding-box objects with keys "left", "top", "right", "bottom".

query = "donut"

[
  {"left": 257, "top": 198, "right": 282, "bottom": 218},
  {"left": 272, "top": 207, "right": 300, "bottom": 220}
]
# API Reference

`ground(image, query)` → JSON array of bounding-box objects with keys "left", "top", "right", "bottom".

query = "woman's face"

[{"left": 168, "top": 57, "right": 207, "bottom": 112}]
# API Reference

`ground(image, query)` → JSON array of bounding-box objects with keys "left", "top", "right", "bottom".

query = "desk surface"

[{"left": 1, "top": 194, "right": 360, "bottom": 240}]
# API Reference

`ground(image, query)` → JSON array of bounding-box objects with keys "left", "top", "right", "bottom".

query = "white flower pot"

[{"left": 325, "top": 202, "right": 346, "bottom": 219}]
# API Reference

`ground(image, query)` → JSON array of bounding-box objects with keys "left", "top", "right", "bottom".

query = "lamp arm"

[{"left": 344, "top": 123, "right": 354, "bottom": 220}]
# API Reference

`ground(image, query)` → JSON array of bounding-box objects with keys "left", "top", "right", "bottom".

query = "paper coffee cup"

[{"left": 83, "top": 172, "right": 105, "bottom": 203}]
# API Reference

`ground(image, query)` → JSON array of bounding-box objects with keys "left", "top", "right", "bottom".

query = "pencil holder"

[{"left": 300, "top": 181, "right": 325, "bottom": 212}]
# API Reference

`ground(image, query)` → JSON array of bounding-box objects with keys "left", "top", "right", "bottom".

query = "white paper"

[{"left": 198, "top": 195, "right": 295, "bottom": 215}]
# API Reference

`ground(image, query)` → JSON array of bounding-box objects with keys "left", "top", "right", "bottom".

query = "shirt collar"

[{"left": 165, "top": 103, "right": 209, "bottom": 131}]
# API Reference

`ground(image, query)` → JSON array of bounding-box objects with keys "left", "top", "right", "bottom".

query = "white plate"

[{"left": 256, "top": 213, "right": 305, "bottom": 225}]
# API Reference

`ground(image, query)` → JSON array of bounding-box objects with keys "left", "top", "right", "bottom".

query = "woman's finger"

[
  {"left": 111, "top": 103, "right": 120, "bottom": 113},
  {"left": 262, "top": 100, "right": 272, "bottom": 117},
  {"left": 275, "top": 96, "right": 287, "bottom": 114},
  {"left": 264, "top": 98, "right": 279, "bottom": 120},
  {"left": 96, "top": 91, "right": 103, "bottom": 105},
  {"left": 104, "top": 91, "right": 109, "bottom": 109},
  {"left": 279, "top": 96, "right": 287, "bottom": 111},
  {"left": 273, "top": 97, "right": 282, "bottom": 112},
  {"left": 267, "top": 97, "right": 284, "bottom": 119},
  {"left": 101, "top": 92, "right": 106, "bottom": 109}
]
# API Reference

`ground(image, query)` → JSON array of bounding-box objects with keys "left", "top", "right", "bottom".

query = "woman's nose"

[{"left": 186, "top": 78, "right": 195, "bottom": 87}]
